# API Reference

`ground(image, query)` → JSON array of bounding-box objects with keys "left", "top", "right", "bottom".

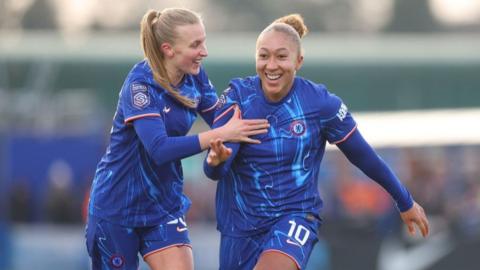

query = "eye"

[
  {"left": 258, "top": 53, "right": 268, "bottom": 59},
  {"left": 190, "top": 41, "right": 201, "bottom": 48},
  {"left": 278, "top": 54, "right": 288, "bottom": 59}
]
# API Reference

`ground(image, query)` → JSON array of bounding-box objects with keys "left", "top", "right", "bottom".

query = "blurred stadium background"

[{"left": 1, "top": 0, "right": 480, "bottom": 269}]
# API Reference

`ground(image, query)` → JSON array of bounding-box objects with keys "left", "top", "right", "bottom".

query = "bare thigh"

[
  {"left": 254, "top": 251, "right": 298, "bottom": 270},
  {"left": 144, "top": 245, "right": 193, "bottom": 270}
]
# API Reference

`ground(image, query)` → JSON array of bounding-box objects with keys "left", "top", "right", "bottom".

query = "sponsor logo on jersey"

[
  {"left": 110, "top": 254, "right": 125, "bottom": 268},
  {"left": 176, "top": 226, "right": 188, "bottom": 232},
  {"left": 168, "top": 217, "right": 188, "bottom": 232},
  {"left": 163, "top": 106, "right": 171, "bottom": 113},
  {"left": 290, "top": 120, "right": 306, "bottom": 136},
  {"left": 336, "top": 103, "right": 348, "bottom": 121},
  {"left": 216, "top": 87, "right": 231, "bottom": 109},
  {"left": 131, "top": 83, "right": 147, "bottom": 92},
  {"left": 131, "top": 83, "right": 150, "bottom": 109}
]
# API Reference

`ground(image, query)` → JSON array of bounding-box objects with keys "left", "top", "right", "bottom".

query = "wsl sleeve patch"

[{"left": 131, "top": 83, "right": 150, "bottom": 109}]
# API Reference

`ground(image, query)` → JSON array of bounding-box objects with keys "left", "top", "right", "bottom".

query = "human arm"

[
  {"left": 336, "top": 129, "right": 429, "bottom": 237},
  {"left": 203, "top": 138, "right": 240, "bottom": 180},
  {"left": 202, "top": 103, "right": 243, "bottom": 180},
  {"left": 197, "top": 105, "right": 268, "bottom": 149},
  {"left": 132, "top": 107, "right": 265, "bottom": 165}
]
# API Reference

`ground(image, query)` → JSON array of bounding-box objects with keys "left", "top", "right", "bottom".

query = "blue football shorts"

[
  {"left": 85, "top": 214, "right": 191, "bottom": 270},
  {"left": 219, "top": 214, "right": 321, "bottom": 270}
]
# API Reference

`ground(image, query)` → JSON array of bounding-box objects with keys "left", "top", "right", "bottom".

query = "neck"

[
  {"left": 262, "top": 80, "right": 294, "bottom": 103},
  {"left": 164, "top": 61, "right": 185, "bottom": 87}
]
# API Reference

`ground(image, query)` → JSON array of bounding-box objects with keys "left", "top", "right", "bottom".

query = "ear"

[
  {"left": 160, "top": 42, "right": 174, "bottom": 58},
  {"left": 295, "top": 54, "right": 304, "bottom": 71}
]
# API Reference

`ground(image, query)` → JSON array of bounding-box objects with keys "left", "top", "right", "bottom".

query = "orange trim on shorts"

[
  {"left": 260, "top": 249, "right": 301, "bottom": 270},
  {"left": 142, "top": 243, "right": 192, "bottom": 260}
]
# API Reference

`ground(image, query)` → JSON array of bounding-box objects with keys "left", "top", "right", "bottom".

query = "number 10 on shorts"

[{"left": 287, "top": 220, "right": 310, "bottom": 246}]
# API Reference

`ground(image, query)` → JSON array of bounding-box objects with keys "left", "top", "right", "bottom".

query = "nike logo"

[
  {"left": 377, "top": 230, "right": 454, "bottom": 270},
  {"left": 163, "top": 106, "right": 171, "bottom": 113},
  {"left": 286, "top": 239, "right": 301, "bottom": 247},
  {"left": 176, "top": 226, "right": 188, "bottom": 232}
]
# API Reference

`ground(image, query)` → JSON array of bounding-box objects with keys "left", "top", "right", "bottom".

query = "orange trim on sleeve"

[
  {"left": 124, "top": 113, "right": 161, "bottom": 123},
  {"left": 201, "top": 100, "right": 219, "bottom": 113},
  {"left": 332, "top": 124, "right": 357, "bottom": 144},
  {"left": 213, "top": 105, "right": 237, "bottom": 124},
  {"left": 261, "top": 249, "right": 301, "bottom": 270}
]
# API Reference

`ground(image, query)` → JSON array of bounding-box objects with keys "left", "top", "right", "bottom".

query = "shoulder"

[
  {"left": 123, "top": 60, "right": 153, "bottom": 90},
  {"left": 228, "top": 76, "right": 258, "bottom": 96},
  {"left": 296, "top": 77, "right": 343, "bottom": 117},
  {"left": 120, "top": 61, "right": 161, "bottom": 102}
]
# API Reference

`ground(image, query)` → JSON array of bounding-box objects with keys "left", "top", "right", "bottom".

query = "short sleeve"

[
  {"left": 121, "top": 81, "right": 161, "bottom": 123},
  {"left": 320, "top": 93, "right": 357, "bottom": 144}
]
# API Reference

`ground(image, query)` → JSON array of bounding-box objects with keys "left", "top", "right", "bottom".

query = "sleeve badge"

[{"left": 131, "top": 83, "right": 150, "bottom": 109}]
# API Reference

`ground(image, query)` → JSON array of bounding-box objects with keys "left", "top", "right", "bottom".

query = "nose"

[
  {"left": 200, "top": 43, "right": 208, "bottom": 57},
  {"left": 265, "top": 57, "right": 277, "bottom": 70}
]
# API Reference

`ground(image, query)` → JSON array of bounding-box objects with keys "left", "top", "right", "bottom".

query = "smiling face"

[
  {"left": 256, "top": 30, "right": 303, "bottom": 102},
  {"left": 163, "top": 22, "right": 208, "bottom": 85}
]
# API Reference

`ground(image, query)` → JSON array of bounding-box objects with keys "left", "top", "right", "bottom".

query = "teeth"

[{"left": 266, "top": 73, "right": 281, "bottom": 80}]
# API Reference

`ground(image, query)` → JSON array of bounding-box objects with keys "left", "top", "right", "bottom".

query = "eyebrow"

[
  {"left": 258, "top": 47, "right": 289, "bottom": 53},
  {"left": 186, "top": 36, "right": 204, "bottom": 47}
]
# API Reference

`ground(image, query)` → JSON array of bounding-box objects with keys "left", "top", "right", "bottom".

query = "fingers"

[
  {"left": 401, "top": 202, "right": 430, "bottom": 238},
  {"left": 232, "top": 105, "right": 241, "bottom": 119},
  {"left": 418, "top": 210, "right": 430, "bottom": 237},
  {"left": 241, "top": 119, "right": 269, "bottom": 125},
  {"left": 407, "top": 221, "right": 416, "bottom": 236},
  {"left": 244, "top": 129, "right": 269, "bottom": 136},
  {"left": 241, "top": 138, "right": 262, "bottom": 144}
]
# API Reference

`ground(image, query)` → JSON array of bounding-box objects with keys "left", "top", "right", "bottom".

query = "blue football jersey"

[
  {"left": 213, "top": 76, "right": 357, "bottom": 236},
  {"left": 89, "top": 60, "right": 218, "bottom": 227}
]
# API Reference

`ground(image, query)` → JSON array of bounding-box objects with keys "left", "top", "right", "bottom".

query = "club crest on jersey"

[
  {"left": 290, "top": 120, "right": 306, "bottom": 136},
  {"left": 131, "top": 83, "right": 150, "bottom": 109},
  {"left": 109, "top": 254, "right": 125, "bottom": 268}
]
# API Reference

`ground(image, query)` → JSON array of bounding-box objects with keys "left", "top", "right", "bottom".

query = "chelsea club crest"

[{"left": 290, "top": 120, "right": 306, "bottom": 136}]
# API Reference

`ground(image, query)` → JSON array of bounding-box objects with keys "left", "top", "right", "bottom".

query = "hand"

[
  {"left": 206, "top": 138, "right": 232, "bottom": 166},
  {"left": 220, "top": 105, "right": 269, "bottom": 144},
  {"left": 400, "top": 201, "right": 430, "bottom": 238}
]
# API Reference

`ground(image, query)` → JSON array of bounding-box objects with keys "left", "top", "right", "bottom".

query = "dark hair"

[{"left": 257, "top": 13, "right": 308, "bottom": 55}]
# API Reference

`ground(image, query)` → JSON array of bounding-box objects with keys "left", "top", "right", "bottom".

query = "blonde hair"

[
  {"left": 258, "top": 14, "right": 308, "bottom": 55},
  {"left": 140, "top": 8, "right": 201, "bottom": 108}
]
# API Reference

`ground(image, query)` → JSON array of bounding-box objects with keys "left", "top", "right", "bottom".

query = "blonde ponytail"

[{"left": 140, "top": 8, "right": 200, "bottom": 108}]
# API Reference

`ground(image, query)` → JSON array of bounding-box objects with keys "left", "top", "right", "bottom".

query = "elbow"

[
  {"left": 207, "top": 175, "right": 221, "bottom": 181},
  {"left": 203, "top": 163, "right": 224, "bottom": 181},
  {"left": 148, "top": 138, "right": 170, "bottom": 166},
  {"left": 203, "top": 170, "right": 221, "bottom": 181}
]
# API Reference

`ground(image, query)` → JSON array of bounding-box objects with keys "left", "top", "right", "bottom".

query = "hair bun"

[{"left": 274, "top": 14, "right": 308, "bottom": 38}]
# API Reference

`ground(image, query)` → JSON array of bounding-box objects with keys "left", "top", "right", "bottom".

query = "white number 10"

[{"left": 287, "top": 220, "right": 310, "bottom": 245}]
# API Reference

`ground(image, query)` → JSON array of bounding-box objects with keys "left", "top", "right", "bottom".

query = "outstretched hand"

[
  {"left": 221, "top": 105, "right": 269, "bottom": 144},
  {"left": 207, "top": 138, "right": 232, "bottom": 166},
  {"left": 400, "top": 201, "right": 430, "bottom": 238}
]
